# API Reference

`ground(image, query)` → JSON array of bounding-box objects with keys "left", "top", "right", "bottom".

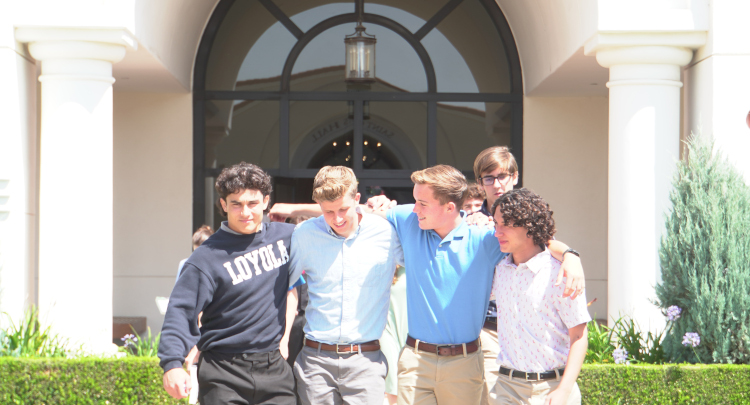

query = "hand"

[
  {"left": 557, "top": 253, "right": 584, "bottom": 299},
  {"left": 184, "top": 346, "right": 201, "bottom": 368},
  {"left": 268, "top": 203, "right": 295, "bottom": 222},
  {"left": 163, "top": 367, "right": 191, "bottom": 399},
  {"left": 367, "top": 195, "right": 395, "bottom": 211},
  {"left": 465, "top": 212, "right": 493, "bottom": 227},
  {"left": 279, "top": 338, "right": 289, "bottom": 360},
  {"left": 544, "top": 386, "right": 572, "bottom": 405}
]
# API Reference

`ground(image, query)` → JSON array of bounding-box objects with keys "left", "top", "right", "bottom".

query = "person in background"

[
  {"left": 380, "top": 265, "right": 408, "bottom": 405},
  {"left": 471, "top": 146, "right": 519, "bottom": 405},
  {"left": 287, "top": 216, "right": 311, "bottom": 405},
  {"left": 176, "top": 225, "right": 214, "bottom": 282},
  {"left": 489, "top": 189, "right": 590, "bottom": 405},
  {"left": 174, "top": 225, "right": 215, "bottom": 370},
  {"left": 462, "top": 182, "right": 485, "bottom": 214}
]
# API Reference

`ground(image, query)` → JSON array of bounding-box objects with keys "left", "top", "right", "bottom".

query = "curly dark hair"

[
  {"left": 490, "top": 188, "right": 555, "bottom": 247},
  {"left": 215, "top": 162, "right": 273, "bottom": 215}
]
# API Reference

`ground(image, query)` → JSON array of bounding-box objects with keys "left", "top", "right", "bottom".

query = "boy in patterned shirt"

[{"left": 489, "top": 188, "right": 590, "bottom": 405}]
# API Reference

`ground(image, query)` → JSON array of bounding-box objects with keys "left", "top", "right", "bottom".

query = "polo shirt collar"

[
  {"left": 435, "top": 211, "right": 468, "bottom": 244},
  {"left": 504, "top": 247, "right": 550, "bottom": 274}
]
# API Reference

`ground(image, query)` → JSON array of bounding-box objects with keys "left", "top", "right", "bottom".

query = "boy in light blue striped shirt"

[{"left": 288, "top": 166, "right": 404, "bottom": 405}]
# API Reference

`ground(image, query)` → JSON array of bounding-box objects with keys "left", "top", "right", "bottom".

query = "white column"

[
  {"left": 0, "top": 42, "right": 37, "bottom": 329},
  {"left": 585, "top": 33, "right": 705, "bottom": 331},
  {"left": 15, "top": 27, "right": 132, "bottom": 353}
]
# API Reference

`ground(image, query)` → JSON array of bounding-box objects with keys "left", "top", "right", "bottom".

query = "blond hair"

[
  {"left": 473, "top": 146, "right": 518, "bottom": 181},
  {"left": 411, "top": 165, "right": 467, "bottom": 206},
  {"left": 312, "top": 166, "right": 359, "bottom": 202}
]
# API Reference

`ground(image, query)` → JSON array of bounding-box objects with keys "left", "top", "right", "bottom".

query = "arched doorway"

[{"left": 193, "top": 0, "right": 523, "bottom": 228}]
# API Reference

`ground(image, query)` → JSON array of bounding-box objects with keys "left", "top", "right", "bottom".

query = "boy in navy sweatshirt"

[{"left": 158, "top": 162, "right": 302, "bottom": 405}]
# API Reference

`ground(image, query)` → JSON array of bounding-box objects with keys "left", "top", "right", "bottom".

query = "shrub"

[
  {"left": 578, "top": 364, "right": 750, "bottom": 404},
  {"left": 1, "top": 358, "right": 747, "bottom": 404},
  {"left": 655, "top": 135, "right": 750, "bottom": 364},
  {"left": 0, "top": 357, "right": 181, "bottom": 404}
]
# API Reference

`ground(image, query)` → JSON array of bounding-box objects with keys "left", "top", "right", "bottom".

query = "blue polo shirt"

[{"left": 387, "top": 204, "right": 506, "bottom": 344}]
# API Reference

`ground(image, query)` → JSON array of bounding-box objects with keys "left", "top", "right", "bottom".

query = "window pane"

[
  {"left": 277, "top": 1, "right": 451, "bottom": 32},
  {"left": 280, "top": 2, "right": 355, "bottom": 31},
  {"left": 366, "top": 102, "right": 427, "bottom": 170},
  {"left": 436, "top": 102, "right": 512, "bottom": 171},
  {"left": 206, "top": 0, "right": 296, "bottom": 91},
  {"left": 289, "top": 101, "right": 350, "bottom": 170},
  {"left": 208, "top": 100, "right": 280, "bottom": 170},
  {"left": 424, "top": 0, "right": 511, "bottom": 93},
  {"left": 291, "top": 22, "right": 426, "bottom": 92},
  {"left": 366, "top": 2, "right": 450, "bottom": 33}
]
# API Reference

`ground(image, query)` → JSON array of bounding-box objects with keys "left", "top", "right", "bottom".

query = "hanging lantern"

[{"left": 345, "top": 23, "right": 376, "bottom": 83}]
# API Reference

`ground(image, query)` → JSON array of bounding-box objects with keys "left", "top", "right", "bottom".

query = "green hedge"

[
  {"left": 579, "top": 364, "right": 750, "bottom": 404},
  {"left": 0, "top": 357, "right": 182, "bottom": 405},
  {"left": 1, "top": 359, "right": 749, "bottom": 404}
]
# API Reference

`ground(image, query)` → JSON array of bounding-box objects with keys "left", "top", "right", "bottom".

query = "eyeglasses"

[{"left": 479, "top": 173, "right": 512, "bottom": 186}]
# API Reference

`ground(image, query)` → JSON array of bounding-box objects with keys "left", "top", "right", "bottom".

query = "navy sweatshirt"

[{"left": 158, "top": 222, "right": 296, "bottom": 372}]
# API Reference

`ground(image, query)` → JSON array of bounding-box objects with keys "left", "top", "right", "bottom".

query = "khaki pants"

[
  {"left": 479, "top": 327, "right": 501, "bottom": 405},
  {"left": 489, "top": 374, "right": 581, "bottom": 405},
  {"left": 397, "top": 344, "right": 484, "bottom": 405}
]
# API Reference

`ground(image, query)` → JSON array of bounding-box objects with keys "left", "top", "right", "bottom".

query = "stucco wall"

[
  {"left": 522, "top": 96, "right": 609, "bottom": 320},
  {"left": 113, "top": 92, "right": 192, "bottom": 335},
  {"left": 497, "top": 0, "right": 599, "bottom": 94}
]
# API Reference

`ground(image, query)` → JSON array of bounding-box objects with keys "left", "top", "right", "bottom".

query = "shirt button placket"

[{"left": 342, "top": 240, "right": 352, "bottom": 338}]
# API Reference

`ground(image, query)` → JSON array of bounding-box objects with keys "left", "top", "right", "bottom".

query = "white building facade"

[{"left": 1, "top": 0, "right": 748, "bottom": 351}]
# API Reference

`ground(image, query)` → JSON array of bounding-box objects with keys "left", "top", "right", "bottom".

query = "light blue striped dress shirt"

[{"left": 289, "top": 211, "right": 404, "bottom": 344}]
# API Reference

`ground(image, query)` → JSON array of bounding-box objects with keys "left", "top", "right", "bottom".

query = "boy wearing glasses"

[{"left": 472, "top": 146, "right": 519, "bottom": 219}]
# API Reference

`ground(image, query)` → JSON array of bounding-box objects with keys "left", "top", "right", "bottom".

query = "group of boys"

[{"left": 158, "top": 146, "right": 591, "bottom": 405}]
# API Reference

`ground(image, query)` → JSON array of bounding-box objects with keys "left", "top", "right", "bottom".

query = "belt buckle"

[
  {"left": 336, "top": 344, "right": 354, "bottom": 354},
  {"left": 525, "top": 372, "right": 540, "bottom": 382},
  {"left": 434, "top": 344, "right": 452, "bottom": 356}
]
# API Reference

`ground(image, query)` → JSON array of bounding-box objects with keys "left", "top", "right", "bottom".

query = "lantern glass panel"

[{"left": 345, "top": 37, "right": 376, "bottom": 81}]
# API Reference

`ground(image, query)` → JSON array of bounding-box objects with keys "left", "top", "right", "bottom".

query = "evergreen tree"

[{"left": 656, "top": 135, "right": 750, "bottom": 364}]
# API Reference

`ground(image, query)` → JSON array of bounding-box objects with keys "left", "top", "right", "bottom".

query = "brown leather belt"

[
  {"left": 304, "top": 339, "right": 380, "bottom": 354},
  {"left": 405, "top": 336, "right": 480, "bottom": 356}
]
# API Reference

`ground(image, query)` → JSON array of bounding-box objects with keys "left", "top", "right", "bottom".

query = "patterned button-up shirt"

[
  {"left": 490, "top": 249, "right": 591, "bottom": 372},
  {"left": 289, "top": 211, "right": 404, "bottom": 344}
]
